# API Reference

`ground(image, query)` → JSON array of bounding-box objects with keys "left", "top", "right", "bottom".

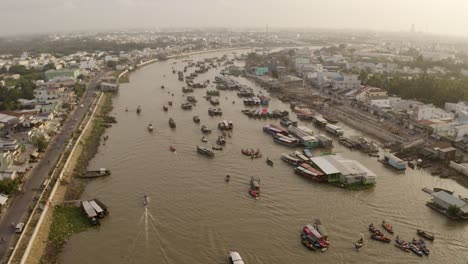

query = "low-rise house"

[
  {"left": 355, "top": 87, "right": 388, "bottom": 102},
  {"left": 44, "top": 69, "right": 80, "bottom": 81},
  {"left": 331, "top": 74, "right": 361, "bottom": 91},
  {"left": 100, "top": 82, "right": 119, "bottom": 92},
  {"left": 411, "top": 104, "right": 454, "bottom": 121},
  {"left": 429, "top": 191, "right": 468, "bottom": 219},
  {"left": 0, "top": 151, "right": 13, "bottom": 173},
  {"left": 279, "top": 75, "right": 303, "bottom": 89},
  {"left": 445, "top": 101, "right": 468, "bottom": 115}
]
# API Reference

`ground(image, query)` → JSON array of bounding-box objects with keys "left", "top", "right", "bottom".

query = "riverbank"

[{"left": 19, "top": 92, "right": 112, "bottom": 264}]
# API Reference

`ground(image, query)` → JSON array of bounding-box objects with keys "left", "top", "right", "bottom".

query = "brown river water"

[{"left": 62, "top": 51, "right": 468, "bottom": 264}]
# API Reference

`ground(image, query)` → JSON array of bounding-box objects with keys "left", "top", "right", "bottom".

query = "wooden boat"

[
  {"left": 196, "top": 145, "right": 214, "bottom": 157},
  {"left": 408, "top": 243, "right": 424, "bottom": 257},
  {"left": 323, "top": 114, "right": 338, "bottom": 124},
  {"left": 169, "top": 145, "right": 176, "bottom": 152},
  {"left": 169, "top": 118, "right": 176, "bottom": 128},
  {"left": 201, "top": 125, "right": 212, "bottom": 134},
  {"left": 249, "top": 176, "right": 260, "bottom": 199},
  {"left": 412, "top": 239, "right": 430, "bottom": 255},
  {"left": 433, "top": 187, "right": 454, "bottom": 195},
  {"left": 201, "top": 136, "right": 208, "bottom": 143},
  {"left": 210, "top": 97, "right": 220, "bottom": 105},
  {"left": 212, "top": 146, "right": 223, "bottom": 151},
  {"left": 281, "top": 154, "right": 301, "bottom": 166},
  {"left": 216, "top": 136, "right": 226, "bottom": 145},
  {"left": 93, "top": 198, "right": 109, "bottom": 215},
  {"left": 168, "top": 101, "right": 173, "bottom": 106},
  {"left": 368, "top": 224, "right": 384, "bottom": 236},
  {"left": 161, "top": 85, "right": 165, "bottom": 89},
  {"left": 78, "top": 168, "right": 111, "bottom": 178},
  {"left": 163, "top": 105, "right": 168, "bottom": 111},
  {"left": 303, "top": 149, "right": 313, "bottom": 158},
  {"left": 181, "top": 102, "right": 192, "bottom": 110},
  {"left": 354, "top": 235, "right": 364, "bottom": 250},
  {"left": 225, "top": 175, "right": 230, "bottom": 182},
  {"left": 147, "top": 123, "right": 154, "bottom": 132},
  {"left": 136, "top": 105, "right": 141, "bottom": 114},
  {"left": 302, "top": 224, "right": 329, "bottom": 250},
  {"left": 394, "top": 238, "right": 410, "bottom": 252},
  {"left": 266, "top": 158, "right": 273, "bottom": 166},
  {"left": 382, "top": 220, "right": 394, "bottom": 234},
  {"left": 301, "top": 238, "right": 317, "bottom": 251},
  {"left": 193, "top": 115, "right": 200, "bottom": 123},
  {"left": 228, "top": 251, "right": 245, "bottom": 264},
  {"left": 125, "top": 107, "right": 128, "bottom": 112},
  {"left": 416, "top": 229, "right": 434, "bottom": 241},
  {"left": 370, "top": 234, "right": 391, "bottom": 243}
]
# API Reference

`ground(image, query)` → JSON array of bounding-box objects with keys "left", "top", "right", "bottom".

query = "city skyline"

[{"left": 1, "top": 0, "right": 468, "bottom": 37}]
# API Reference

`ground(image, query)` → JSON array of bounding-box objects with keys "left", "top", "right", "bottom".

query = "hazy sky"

[{"left": 1, "top": 0, "right": 468, "bottom": 36}]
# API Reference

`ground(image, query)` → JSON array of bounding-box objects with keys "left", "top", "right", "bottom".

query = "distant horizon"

[
  {"left": 1, "top": 0, "right": 468, "bottom": 39},
  {"left": 1, "top": 26, "right": 467, "bottom": 41}
]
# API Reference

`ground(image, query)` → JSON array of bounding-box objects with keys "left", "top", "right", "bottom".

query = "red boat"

[
  {"left": 249, "top": 177, "right": 260, "bottom": 199},
  {"left": 382, "top": 220, "right": 394, "bottom": 234},
  {"left": 169, "top": 145, "right": 176, "bottom": 152}
]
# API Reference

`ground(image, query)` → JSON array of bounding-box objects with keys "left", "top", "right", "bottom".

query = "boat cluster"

[
  {"left": 301, "top": 219, "right": 330, "bottom": 252},
  {"left": 368, "top": 222, "right": 433, "bottom": 257},
  {"left": 241, "top": 109, "right": 288, "bottom": 119},
  {"left": 80, "top": 199, "right": 109, "bottom": 225},
  {"left": 241, "top": 148, "right": 262, "bottom": 159}
]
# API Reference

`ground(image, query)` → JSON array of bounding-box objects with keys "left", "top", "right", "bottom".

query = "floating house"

[{"left": 310, "top": 155, "right": 376, "bottom": 185}]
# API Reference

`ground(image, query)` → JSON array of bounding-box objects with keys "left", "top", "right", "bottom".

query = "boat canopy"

[
  {"left": 229, "top": 251, "right": 245, "bottom": 264},
  {"left": 82, "top": 201, "right": 97, "bottom": 218},
  {"left": 306, "top": 224, "right": 323, "bottom": 238},
  {"left": 89, "top": 200, "right": 104, "bottom": 215}
]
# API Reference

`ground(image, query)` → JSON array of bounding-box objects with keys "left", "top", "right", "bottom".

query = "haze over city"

[{"left": 1, "top": 0, "right": 468, "bottom": 37}]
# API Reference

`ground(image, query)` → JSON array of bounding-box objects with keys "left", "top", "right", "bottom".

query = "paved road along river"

[{"left": 61, "top": 51, "right": 468, "bottom": 264}]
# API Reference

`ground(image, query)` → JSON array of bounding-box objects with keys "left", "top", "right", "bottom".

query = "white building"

[
  {"left": 80, "top": 59, "right": 96, "bottom": 70},
  {"left": 445, "top": 101, "right": 468, "bottom": 115},
  {"left": 412, "top": 104, "right": 455, "bottom": 121},
  {"left": 34, "top": 87, "right": 62, "bottom": 103},
  {"left": 331, "top": 74, "right": 361, "bottom": 90},
  {"left": 370, "top": 97, "right": 391, "bottom": 108}
]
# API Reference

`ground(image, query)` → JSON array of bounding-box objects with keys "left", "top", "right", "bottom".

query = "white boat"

[
  {"left": 228, "top": 251, "right": 245, "bottom": 264},
  {"left": 325, "top": 124, "right": 344, "bottom": 136}
]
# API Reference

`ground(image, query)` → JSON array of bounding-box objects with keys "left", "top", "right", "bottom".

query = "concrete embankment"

[{"left": 13, "top": 93, "right": 109, "bottom": 264}]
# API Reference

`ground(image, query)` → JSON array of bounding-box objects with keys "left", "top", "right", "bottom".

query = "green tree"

[
  {"left": 33, "top": 135, "right": 48, "bottom": 152},
  {"left": 447, "top": 205, "right": 461, "bottom": 216},
  {"left": 0, "top": 178, "right": 21, "bottom": 195}
]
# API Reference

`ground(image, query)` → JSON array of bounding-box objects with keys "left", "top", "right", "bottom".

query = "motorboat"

[
  {"left": 201, "top": 137, "right": 208, "bottom": 143},
  {"left": 266, "top": 158, "right": 274, "bottom": 166},
  {"left": 163, "top": 105, "right": 168, "bottom": 111},
  {"left": 147, "top": 123, "right": 154, "bottom": 132},
  {"left": 169, "top": 118, "right": 176, "bottom": 128},
  {"left": 201, "top": 125, "right": 212, "bottom": 134},
  {"left": 382, "top": 220, "right": 394, "bottom": 234},
  {"left": 193, "top": 115, "right": 200, "bottom": 123},
  {"left": 136, "top": 105, "right": 141, "bottom": 114},
  {"left": 249, "top": 176, "right": 260, "bottom": 199},
  {"left": 228, "top": 251, "right": 244, "bottom": 264},
  {"left": 196, "top": 145, "right": 214, "bottom": 157},
  {"left": 169, "top": 145, "right": 176, "bottom": 152},
  {"left": 143, "top": 194, "right": 149, "bottom": 206},
  {"left": 416, "top": 229, "right": 434, "bottom": 241}
]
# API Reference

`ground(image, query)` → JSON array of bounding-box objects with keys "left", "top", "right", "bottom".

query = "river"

[{"left": 61, "top": 50, "right": 468, "bottom": 264}]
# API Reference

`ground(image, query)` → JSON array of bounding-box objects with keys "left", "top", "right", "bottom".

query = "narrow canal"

[{"left": 62, "top": 50, "right": 468, "bottom": 264}]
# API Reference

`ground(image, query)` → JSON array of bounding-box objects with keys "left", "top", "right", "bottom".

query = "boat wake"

[{"left": 125, "top": 206, "right": 170, "bottom": 264}]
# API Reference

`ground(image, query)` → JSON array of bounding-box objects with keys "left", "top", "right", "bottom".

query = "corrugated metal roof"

[
  {"left": 432, "top": 191, "right": 466, "bottom": 208},
  {"left": 310, "top": 156, "right": 340, "bottom": 175}
]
